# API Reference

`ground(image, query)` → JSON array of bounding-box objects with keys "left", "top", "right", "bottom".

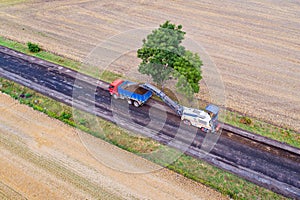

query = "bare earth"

[
  {"left": 0, "top": 0, "right": 299, "bottom": 131},
  {"left": 0, "top": 93, "right": 228, "bottom": 199}
]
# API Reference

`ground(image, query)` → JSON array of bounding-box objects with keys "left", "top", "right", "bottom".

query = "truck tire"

[
  {"left": 183, "top": 119, "right": 191, "bottom": 126},
  {"left": 177, "top": 110, "right": 183, "bottom": 116},
  {"left": 113, "top": 94, "right": 118, "bottom": 99},
  {"left": 201, "top": 127, "right": 209, "bottom": 133},
  {"left": 127, "top": 99, "right": 132, "bottom": 105},
  {"left": 133, "top": 101, "right": 140, "bottom": 107}
]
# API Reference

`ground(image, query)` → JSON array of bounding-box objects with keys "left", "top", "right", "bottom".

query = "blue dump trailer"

[{"left": 109, "top": 79, "right": 152, "bottom": 107}]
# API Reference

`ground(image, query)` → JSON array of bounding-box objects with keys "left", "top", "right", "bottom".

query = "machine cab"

[
  {"left": 205, "top": 104, "right": 220, "bottom": 131},
  {"left": 205, "top": 104, "right": 219, "bottom": 120},
  {"left": 109, "top": 79, "right": 124, "bottom": 95}
]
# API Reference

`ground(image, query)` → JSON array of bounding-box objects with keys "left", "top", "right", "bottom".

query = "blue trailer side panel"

[{"left": 118, "top": 81, "right": 152, "bottom": 103}]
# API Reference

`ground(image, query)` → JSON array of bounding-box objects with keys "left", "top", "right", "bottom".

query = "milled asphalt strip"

[
  {"left": 0, "top": 46, "right": 109, "bottom": 90},
  {"left": 0, "top": 68, "right": 112, "bottom": 121},
  {"left": 185, "top": 146, "right": 300, "bottom": 199}
]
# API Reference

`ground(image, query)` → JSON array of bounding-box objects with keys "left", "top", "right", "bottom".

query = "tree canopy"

[{"left": 137, "top": 21, "right": 202, "bottom": 98}]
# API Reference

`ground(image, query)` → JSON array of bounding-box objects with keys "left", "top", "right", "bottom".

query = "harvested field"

[
  {"left": 1, "top": 0, "right": 299, "bottom": 131},
  {"left": 0, "top": 92, "right": 227, "bottom": 199}
]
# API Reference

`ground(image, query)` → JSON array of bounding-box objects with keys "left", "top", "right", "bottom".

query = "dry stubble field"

[{"left": 0, "top": 0, "right": 299, "bottom": 131}]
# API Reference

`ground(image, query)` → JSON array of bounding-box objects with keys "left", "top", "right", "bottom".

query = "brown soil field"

[
  {"left": 0, "top": 0, "right": 299, "bottom": 128},
  {"left": 0, "top": 92, "right": 228, "bottom": 199}
]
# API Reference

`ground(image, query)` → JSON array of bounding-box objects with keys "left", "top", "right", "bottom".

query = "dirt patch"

[
  {"left": 0, "top": 92, "right": 227, "bottom": 199},
  {"left": 0, "top": 0, "right": 299, "bottom": 131},
  {"left": 123, "top": 83, "right": 148, "bottom": 94}
]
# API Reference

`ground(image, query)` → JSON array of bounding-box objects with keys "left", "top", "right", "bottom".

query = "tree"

[
  {"left": 137, "top": 21, "right": 185, "bottom": 87},
  {"left": 137, "top": 21, "right": 203, "bottom": 98}
]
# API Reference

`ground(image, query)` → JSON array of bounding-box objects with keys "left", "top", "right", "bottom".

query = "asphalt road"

[{"left": 0, "top": 46, "right": 299, "bottom": 198}]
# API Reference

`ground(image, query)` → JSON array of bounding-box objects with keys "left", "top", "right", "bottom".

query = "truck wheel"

[
  {"left": 201, "top": 128, "right": 209, "bottom": 133},
  {"left": 183, "top": 119, "right": 191, "bottom": 126},
  {"left": 113, "top": 94, "right": 118, "bottom": 99},
  {"left": 177, "top": 110, "right": 182, "bottom": 116},
  {"left": 127, "top": 99, "right": 132, "bottom": 105},
  {"left": 133, "top": 101, "right": 140, "bottom": 107}
]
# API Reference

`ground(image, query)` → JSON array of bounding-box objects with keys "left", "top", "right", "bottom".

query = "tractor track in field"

[
  {"left": 0, "top": 46, "right": 300, "bottom": 199},
  {"left": 0, "top": 180, "right": 27, "bottom": 200}
]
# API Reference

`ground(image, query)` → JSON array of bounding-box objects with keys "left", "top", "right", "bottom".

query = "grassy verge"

[
  {"left": 1, "top": 37, "right": 298, "bottom": 149},
  {"left": 223, "top": 111, "right": 300, "bottom": 148},
  {"left": 0, "top": 36, "right": 80, "bottom": 69},
  {"left": 0, "top": 77, "right": 287, "bottom": 200}
]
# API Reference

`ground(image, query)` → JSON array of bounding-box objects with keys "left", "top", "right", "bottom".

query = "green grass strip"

[{"left": 222, "top": 111, "right": 300, "bottom": 148}]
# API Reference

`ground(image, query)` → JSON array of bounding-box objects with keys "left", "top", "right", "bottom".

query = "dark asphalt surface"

[{"left": 0, "top": 46, "right": 299, "bottom": 199}]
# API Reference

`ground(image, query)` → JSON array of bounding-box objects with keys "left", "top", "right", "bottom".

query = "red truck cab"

[{"left": 109, "top": 79, "right": 124, "bottom": 95}]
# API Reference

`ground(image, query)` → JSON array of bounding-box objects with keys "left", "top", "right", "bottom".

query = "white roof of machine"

[{"left": 182, "top": 107, "right": 211, "bottom": 120}]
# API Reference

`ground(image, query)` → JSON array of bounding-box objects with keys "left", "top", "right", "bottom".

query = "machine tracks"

[{"left": 0, "top": 46, "right": 299, "bottom": 199}]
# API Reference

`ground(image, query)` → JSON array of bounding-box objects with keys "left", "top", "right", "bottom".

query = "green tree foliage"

[
  {"left": 27, "top": 42, "right": 41, "bottom": 53},
  {"left": 173, "top": 50, "right": 202, "bottom": 96},
  {"left": 137, "top": 21, "right": 185, "bottom": 87},
  {"left": 137, "top": 21, "right": 202, "bottom": 98}
]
